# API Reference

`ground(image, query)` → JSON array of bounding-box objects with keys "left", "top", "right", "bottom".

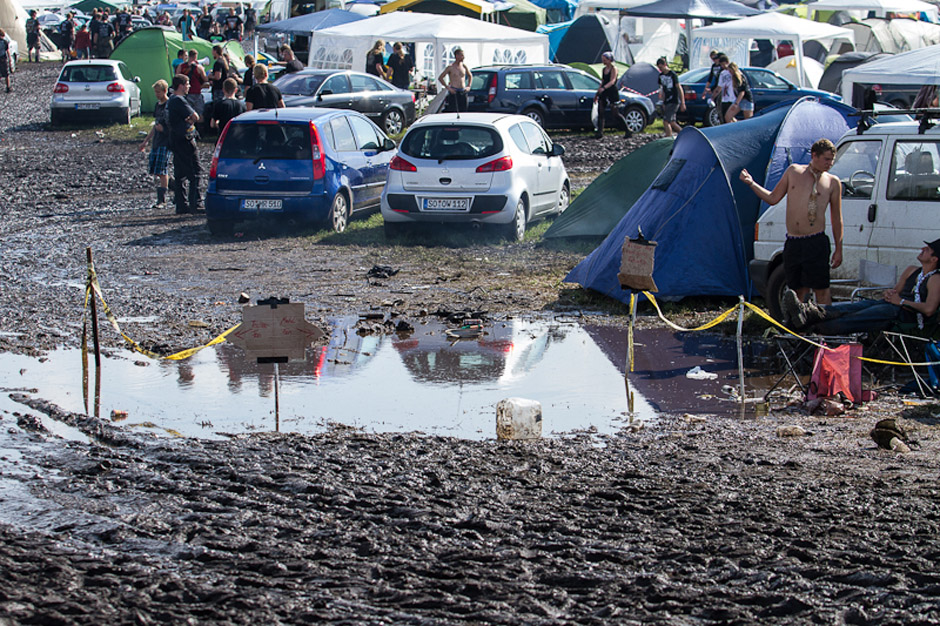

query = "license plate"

[
  {"left": 75, "top": 103, "right": 100, "bottom": 110},
  {"left": 243, "top": 199, "right": 283, "bottom": 210},
  {"left": 422, "top": 198, "right": 470, "bottom": 211}
]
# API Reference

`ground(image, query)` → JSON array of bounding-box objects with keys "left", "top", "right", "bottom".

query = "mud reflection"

[{"left": 3, "top": 321, "right": 783, "bottom": 441}]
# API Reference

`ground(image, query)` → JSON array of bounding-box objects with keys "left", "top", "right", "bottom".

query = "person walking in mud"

[
  {"left": 656, "top": 56, "right": 684, "bottom": 137},
  {"left": 438, "top": 48, "right": 471, "bottom": 113},
  {"left": 740, "top": 138, "right": 843, "bottom": 308},
  {"left": 0, "top": 29, "right": 12, "bottom": 93},
  {"left": 166, "top": 75, "right": 202, "bottom": 215},
  {"left": 139, "top": 79, "right": 171, "bottom": 210},
  {"left": 25, "top": 10, "right": 40, "bottom": 63}
]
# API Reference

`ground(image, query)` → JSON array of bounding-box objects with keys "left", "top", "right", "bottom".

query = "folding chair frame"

[
  {"left": 764, "top": 334, "right": 866, "bottom": 401},
  {"left": 877, "top": 331, "right": 939, "bottom": 399}
]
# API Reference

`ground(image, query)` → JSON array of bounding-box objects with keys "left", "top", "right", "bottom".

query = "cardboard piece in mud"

[
  {"left": 228, "top": 300, "right": 324, "bottom": 363},
  {"left": 618, "top": 233, "right": 658, "bottom": 293}
]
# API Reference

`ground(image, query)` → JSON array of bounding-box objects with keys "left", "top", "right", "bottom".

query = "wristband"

[{"left": 900, "top": 299, "right": 906, "bottom": 307}]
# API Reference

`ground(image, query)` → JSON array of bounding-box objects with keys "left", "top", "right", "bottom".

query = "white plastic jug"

[{"left": 496, "top": 398, "right": 542, "bottom": 440}]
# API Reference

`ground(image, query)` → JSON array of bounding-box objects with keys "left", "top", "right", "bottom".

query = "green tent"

[
  {"left": 495, "top": 0, "right": 547, "bottom": 32},
  {"left": 544, "top": 138, "right": 674, "bottom": 239},
  {"left": 71, "top": 0, "right": 122, "bottom": 13},
  {"left": 111, "top": 28, "right": 246, "bottom": 113}
]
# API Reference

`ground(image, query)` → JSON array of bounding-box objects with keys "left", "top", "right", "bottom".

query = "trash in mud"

[
  {"left": 367, "top": 265, "right": 399, "bottom": 279},
  {"left": 686, "top": 366, "right": 718, "bottom": 380}
]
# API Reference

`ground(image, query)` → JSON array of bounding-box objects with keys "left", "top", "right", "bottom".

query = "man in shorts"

[
  {"left": 740, "top": 138, "right": 844, "bottom": 308},
  {"left": 25, "top": 10, "right": 40, "bottom": 63},
  {"left": 438, "top": 48, "right": 471, "bottom": 113},
  {"left": 656, "top": 57, "right": 684, "bottom": 138},
  {"left": 139, "top": 79, "right": 171, "bottom": 209}
]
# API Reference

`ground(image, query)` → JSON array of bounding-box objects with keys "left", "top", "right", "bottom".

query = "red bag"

[{"left": 808, "top": 343, "right": 863, "bottom": 403}]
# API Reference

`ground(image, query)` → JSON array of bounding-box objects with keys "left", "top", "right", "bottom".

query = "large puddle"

[{"left": 1, "top": 318, "right": 774, "bottom": 441}]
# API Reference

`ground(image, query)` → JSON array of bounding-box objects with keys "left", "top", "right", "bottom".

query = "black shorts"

[{"left": 783, "top": 232, "right": 831, "bottom": 290}]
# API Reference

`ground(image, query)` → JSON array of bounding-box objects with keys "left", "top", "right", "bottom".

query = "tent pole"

[{"left": 795, "top": 35, "right": 805, "bottom": 88}]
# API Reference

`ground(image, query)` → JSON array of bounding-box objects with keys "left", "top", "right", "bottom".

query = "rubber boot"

[
  {"left": 154, "top": 187, "right": 167, "bottom": 210},
  {"left": 188, "top": 177, "right": 202, "bottom": 213},
  {"left": 594, "top": 110, "right": 604, "bottom": 139}
]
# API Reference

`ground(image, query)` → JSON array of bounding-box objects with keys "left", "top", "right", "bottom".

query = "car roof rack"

[{"left": 851, "top": 107, "right": 940, "bottom": 136}]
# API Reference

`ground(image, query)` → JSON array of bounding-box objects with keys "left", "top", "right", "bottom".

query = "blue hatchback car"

[{"left": 205, "top": 108, "right": 396, "bottom": 235}]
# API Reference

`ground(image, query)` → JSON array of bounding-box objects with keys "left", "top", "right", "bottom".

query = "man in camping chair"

[{"left": 783, "top": 239, "right": 940, "bottom": 336}]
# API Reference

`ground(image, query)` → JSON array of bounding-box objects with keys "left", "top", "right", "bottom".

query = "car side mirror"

[
  {"left": 551, "top": 143, "right": 565, "bottom": 157},
  {"left": 319, "top": 90, "right": 332, "bottom": 98},
  {"left": 134, "top": 76, "right": 140, "bottom": 83},
  {"left": 383, "top": 138, "right": 396, "bottom": 151}
]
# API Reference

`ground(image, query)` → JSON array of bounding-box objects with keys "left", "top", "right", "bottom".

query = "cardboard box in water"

[{"left": 618, "top": 236, "right": 658, "bottom": 292}]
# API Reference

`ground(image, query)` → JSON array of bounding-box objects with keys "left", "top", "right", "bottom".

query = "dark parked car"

[
  {"left": 678, "top": 66, "right": 841, "bottom": 127},
  {"left": 275, "top": 69, "right": 417, "bottom": 136},
  {"left": 466, "top": 64, "right": 655, "bottom": 134},
  {"left": 205, "top": 107, "right": 396, "bottom": 235}
]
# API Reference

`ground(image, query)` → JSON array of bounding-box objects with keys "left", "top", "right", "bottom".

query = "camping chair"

[
  {"left": 764, "top": 334, "right": 866, "bottom": 401},
  {"left": 866, "top": 315, "right": 940, "bottom": 398},
  {"left": 830, "top": 259, "right": 898, "bottom": 302}
]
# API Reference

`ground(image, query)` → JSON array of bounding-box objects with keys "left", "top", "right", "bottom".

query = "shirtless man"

[
  {"left": 740, "top": 138, "right": 843, "bottom": 305},
  {"left": 438, "top": 48, "right": 471, "bottom": 113}
]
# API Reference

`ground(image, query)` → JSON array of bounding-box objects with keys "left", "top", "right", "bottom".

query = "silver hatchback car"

[
  {"left": 50, "top": 59, "right": 141, "bottom": 126},
  {"left": 381, "top": 113, "right": 570, "bottom": 241}
]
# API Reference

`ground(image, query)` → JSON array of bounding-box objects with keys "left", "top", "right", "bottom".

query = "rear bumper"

[
  {"left": 381, "top": 193, "right": 513, "bottom": 224},
  {"left": 205, "top": 191, "right": 331, "bottom": 223}
]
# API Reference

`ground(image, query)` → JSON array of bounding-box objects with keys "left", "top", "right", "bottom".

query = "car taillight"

[
  {"left": 209, "top": 121, "right": 231, "bottom": 180},
  {"left": 476, "top": 156, "right": 512, "bottom": 173},
  {"left": 107, "top": 82, "right": 125, "bottom": 93},
  {"left": 685, "top": 91, "right": 697, "bottom": 100},
  {"left": 390, "top": 156, "right": 417, "bottom": 172},
  {"left": 53, "top": 82, "right": 69, "bottom": 93},
  {"left": 310, "top": 121, "right": 325, "bottom": 180},
  {"left": 487, "top": 74, "right": 497, "bottom": 104}
]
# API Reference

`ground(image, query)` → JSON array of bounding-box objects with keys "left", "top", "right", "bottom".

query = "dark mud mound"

[{"left": 3, "top": 409, "right": 940, "bottom": 624}]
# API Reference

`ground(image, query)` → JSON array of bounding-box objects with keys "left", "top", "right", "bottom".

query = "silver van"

[{"left": 750, "top": 120, "right": 940, "bottom": 318}]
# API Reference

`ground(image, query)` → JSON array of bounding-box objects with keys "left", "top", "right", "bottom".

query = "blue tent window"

[{"left": 651, "top": 159, "right": 685, "bottom": 191}]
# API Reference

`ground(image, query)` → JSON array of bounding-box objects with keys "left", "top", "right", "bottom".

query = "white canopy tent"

[
  {"left": 767, "top": 55, "right": 825, "bottom": 88},
  {"left": 0, "top": 0, "right": 27, "bottom": 50},
  {"left": 807, "top": 0, "right": 938, "bottom": 20},
  {"left": 841, "top": 42, "right": 940, "bottom": 101},
  {"left": 690, "top": 12, "right": 854, "bottom": 86},
  {"left": 308, "top": 12, "right": 549, "bottom": 85},
  {"left": 846, "top": 17, "right": 940, "bottom": 53}
]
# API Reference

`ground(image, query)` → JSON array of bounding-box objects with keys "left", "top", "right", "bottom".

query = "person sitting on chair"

[{"left": 784, "top": 239, "right": 940, "bottom": 335}]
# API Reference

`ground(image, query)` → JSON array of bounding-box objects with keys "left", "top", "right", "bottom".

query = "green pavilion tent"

[
  {"left": 543, "top": 138, "right": 674, "bottom": 239},
  {"left": 71, "top": 0, "right": 121, "bottom": 13},
  {"left": 111, "top": 27, "right": 246, "bottom": 112}
]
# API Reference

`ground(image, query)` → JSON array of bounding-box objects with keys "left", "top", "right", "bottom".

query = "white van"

[{"left": 750, "top": 120, "right": 940, "bottom": 319}]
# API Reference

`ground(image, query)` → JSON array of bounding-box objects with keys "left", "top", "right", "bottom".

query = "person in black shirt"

[
  {"left": 387, "top": 42, "right": 413, "bottom": 90},
  {"left": 166, "top": 75, "right": 202, "bottom": 214},
  {"left": 365, "top": 39, "right": 387, "bottom": 80},
  {"left": 210, "top": 44, "right": 230, "bottom": 101},
  {"left": 656, "top": 56, "right": 684, "bottom": 137},
  {"left": 593, "top": 51, "right": 619, "bottom": 138},
  {"left": 196, "top": 6, "right": 213, "bottom": 40},
  {"left": 244, "top": 7, "right": 257, "bottom": 36},
  {"left": 245, "top": 64, "right": 284, "bottom": 110},
  {"left": 279, "top": 45, "right": 303, "bottom": 74},
  {"left": 703, "top": 49, "right": 721, "bottom": 106},
  {"left": 242, "top": 55, "right": 256, "bottom": 91},
  {"left": 211, "top": 78, "right": 246, "bottom": 133}
]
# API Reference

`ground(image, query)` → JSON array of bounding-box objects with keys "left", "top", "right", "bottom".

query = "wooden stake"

[{"left": 86, "top": 248, "right": 101, "bottom": 368}]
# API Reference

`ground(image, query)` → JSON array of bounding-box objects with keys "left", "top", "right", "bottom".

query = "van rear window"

[
  {"left": 220, "top": 123, "right": 312, "bottom": 161},
  {"left": 400, "top": 125, "right": 502, "bottom": 160}
]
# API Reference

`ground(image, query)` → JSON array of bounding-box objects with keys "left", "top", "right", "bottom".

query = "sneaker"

[
  {"left": 151, "top": 201, "right": 166, "bottom": 210},
  {"left": 781, "top": 288, "right": 806, "bottom": 329}
]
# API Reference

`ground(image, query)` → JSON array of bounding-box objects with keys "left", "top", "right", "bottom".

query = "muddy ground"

[{"left": 2, "top": 62, "right": 940, "bottom": 625}]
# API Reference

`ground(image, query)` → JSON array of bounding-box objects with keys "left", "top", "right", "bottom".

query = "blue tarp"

[
  {"left": 529, "top": 0, "right": 578, "bottom": 20},
  {"left": 255, "top": 9, "right": 366, "bottom": 36},
  {"left": 536, "top": 19, "right": 572, "bottom": 60},
  {"left": 564, "top": 98, "right": 854, "bottom": 303}
]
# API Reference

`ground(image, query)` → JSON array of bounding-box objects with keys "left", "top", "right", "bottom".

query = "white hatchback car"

[
  {"left": 381, "top": 113, "right": 570, "bottom": 240},
  {"left": 50, "top": 59, "right": 141, "bottom": 126}
]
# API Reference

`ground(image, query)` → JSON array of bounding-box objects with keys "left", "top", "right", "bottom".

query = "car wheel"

[
  {"left": 50, "top": 109, "right": 61, "bottom": 127},
  {"left": 557, "top": 182, "right": 570, "bottom": 215},
  {"left": 705, "top": 106, "right": 722, "bottom": 127},
  {"left": 523, "top": 108, "right": 545, "bottom": 127},
  {"left": 384, "top": 220, "right": 405, "bottom": 238},
  {"left": 622, "top": 106, "right": 647, "bottom": 134},
  {"left": 329, "top": 192, "right": 349, "bottom": 233},
  {"left": 116, "top": 106, "right": 130, "bottom": 125},
  {"left": 766, "top": 264, "right": 787, "bottom": 322},
  {"left": 503, "top": 197, "right": 526, "bottom": 242},
  {"left": 382, "top": 108, "right": 404, "bottom": 135},
  {"left": 207, "top": 219, "right": 234, "bottom": 236}
]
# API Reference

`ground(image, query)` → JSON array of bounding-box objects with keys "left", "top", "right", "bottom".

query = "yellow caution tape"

[
  {"left": 642, "top": 291, "right": 739, "bottom": 332},
  {"left": 86, "top": 262, "right": 237, "bottom": 362}
]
